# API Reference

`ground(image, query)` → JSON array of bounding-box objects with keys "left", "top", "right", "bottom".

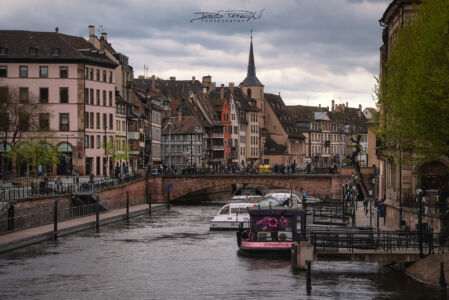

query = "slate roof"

[
  {"left": 133, "top": 78, "right": 202, "bottom": 100},
  {"left": 264, "top": 93, "right": 305, "bottom": 139},
  {"left": 240, "top": 39, "right": 263, "bottom": 87},
  {"left": 285, "top": 105, "right": 328, "bottom": 123},
  {"left": 0, "top": 30, "right": 116, "bottom": 67},
  {"left": 328, "top": 108, "right": 368, "bottom": 134}
]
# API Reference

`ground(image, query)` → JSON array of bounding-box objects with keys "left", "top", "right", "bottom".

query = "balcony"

[
  {"left": 212, "top": 133, "right": 223, "bottom": 138},
  {"left": 212, "top": 144, "right": 224, "bottom": 151}
]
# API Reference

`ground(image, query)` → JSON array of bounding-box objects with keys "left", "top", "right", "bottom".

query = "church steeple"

[{"left": 241, "top": 31, "right": 263, "bottom": 87}]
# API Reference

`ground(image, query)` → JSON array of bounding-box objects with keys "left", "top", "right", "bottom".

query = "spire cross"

[{"left": 250, "top": 29, "right": 253, "bottom": 41}]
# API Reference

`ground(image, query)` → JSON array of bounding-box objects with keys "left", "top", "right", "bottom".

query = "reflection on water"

[{"left": 0, "top": 192, "right": 444, "bottom": 299}]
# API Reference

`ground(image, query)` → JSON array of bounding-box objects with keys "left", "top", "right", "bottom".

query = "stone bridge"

[{"left": 148, "top": 172, "right": 374, "bottom": 202}]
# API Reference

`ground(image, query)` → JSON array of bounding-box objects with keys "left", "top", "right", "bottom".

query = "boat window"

[
  {"left": 219, "top": 205, "right": 230, "bottom": 215},
  {"left": 258, "top": 198, "right": 283, "bottom": 207},
  {"left": 231, "top": 207, "right": 249, "bottom": 214}
]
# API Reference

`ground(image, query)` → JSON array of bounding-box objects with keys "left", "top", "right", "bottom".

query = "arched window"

[{"left": 247, "top": 88, "right": 251, "bottom": 98}]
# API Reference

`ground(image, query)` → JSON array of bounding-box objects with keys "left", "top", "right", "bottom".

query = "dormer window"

[
  {"left": 29, "top": 47, "right": 38, "bottom": 56},
  {"left": 0, "top": 47, "right": 8, "bottom": 55},
  {"left": 52, "top": 47, "right": 61, "bottom": 56}
]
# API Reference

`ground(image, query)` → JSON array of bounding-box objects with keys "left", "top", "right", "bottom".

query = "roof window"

[
  {"left": 29, "top": 47, "right": 38, "bottom": 56},
  {"left": 52, "top": 47, "right": 61, "bottom": 56},
  {"left": 0, "top": 47, "right": 8, "bottom": 55}
]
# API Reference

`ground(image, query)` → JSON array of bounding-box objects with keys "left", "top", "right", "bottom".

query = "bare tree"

[{"left": 0, "top": 85, "right": 45, "bottom": 174}]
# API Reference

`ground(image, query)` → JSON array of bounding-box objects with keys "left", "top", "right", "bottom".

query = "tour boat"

[
  {"left": 236, "top": 207, "right": 307, "bottom": 254},
  {"left": 209, "top": 198, "right": 284, "bottom": 230},
  {"left": 265, "top": 190, "right": 303, "bottom": 208},
  {"left": 230, "top": 185, "right": 269, "bottom": 201}
]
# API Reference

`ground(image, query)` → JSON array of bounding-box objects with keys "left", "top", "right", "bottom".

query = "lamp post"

[
  {"left": 416, "top": 184, "right": 424, "bottom": 258},
  {"left": 369, "top": 188, "right": 373, "bottom": 228}
]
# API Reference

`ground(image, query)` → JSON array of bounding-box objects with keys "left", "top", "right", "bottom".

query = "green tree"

[
  {"left": 376, "top": 0, "right": 449, "bottom": 162},
  {"left": 7, "top": 138, "right": 59, "bottom": 178},
  {"left": 103, "top": 140, "right": 129, "bottom": 176}
]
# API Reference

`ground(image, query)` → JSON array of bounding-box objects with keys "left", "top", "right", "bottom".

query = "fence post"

[
  {"left": 95, "top": 197, "right": 100, "bottom": 232},
  {"left": 440, "top": 262, "right": 447, "bottom": 289},
  {"left": 306, "top": 260, "right": 312, "bottom": 296},
  {"left": 7, "top": 202, "right": 14, "bottom": 232},
  {"left": 126, "top": 191, "right": 130, "bottom": 221},
  {"left": 53, "top": 199, "right": 58, "bottom": 240}
]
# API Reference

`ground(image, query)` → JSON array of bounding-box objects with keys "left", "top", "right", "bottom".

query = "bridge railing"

[{"left": 306, "top": 230, "right": 449, "bottom": 254}]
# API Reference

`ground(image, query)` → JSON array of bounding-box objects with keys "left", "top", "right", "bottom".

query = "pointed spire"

[{"left": 241, "top": 30, "right": 263, "bottom": 87}]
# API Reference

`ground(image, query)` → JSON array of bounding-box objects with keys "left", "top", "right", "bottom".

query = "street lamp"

[
  {"left": 369, "top": 188, "right": 373, "bottom": 228},
  {"left": 416, "top": 183, "right": 424, "bottom": 258}
]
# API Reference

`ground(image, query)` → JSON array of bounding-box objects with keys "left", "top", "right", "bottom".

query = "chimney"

[
  {"left": 88, "top": 25, "right": 95, "bottom": 37},
  {"left": 151, "top": 75, "right": 155, "bottom": 90},
  {"left": 192, "top": 76, "right": 195, "bottom": 83},
  {"left": 55, "top": 27, "right": 59, "bottom": 33},
  {"left": 229, "top": 82, "right": 234, "bottom": 93},
  {"left": 178, "top": 110, "right": 182, "bottom": 122},
  {"left": 318, "top": 104, "right": 321, "bottom": 108},
  {"left": 101, "top": 32, "right": 107, "bottom": 41},
  {"left": 220, "top": 84, "right": 224, "bottom": 99},
  {"left": 346, "top": 102, "right": 348, "bottom": 108},
  {"left": 170, "top": 76, "right": 176, "bottom": 81},
  {"left": 331, "top": 99, "right": 335, "bottom": 111},
  {"left": 359, "top": 104, "right": 362, "bottom": 111}
]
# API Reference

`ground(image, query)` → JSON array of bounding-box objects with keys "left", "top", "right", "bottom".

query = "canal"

[{"left": 0, "top": 192, "right": 443, "bottom": 299}]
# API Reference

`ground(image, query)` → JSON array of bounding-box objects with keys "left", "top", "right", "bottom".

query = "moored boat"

[{"left": 236, "top": 207, "right": 307, "bottom": 254}]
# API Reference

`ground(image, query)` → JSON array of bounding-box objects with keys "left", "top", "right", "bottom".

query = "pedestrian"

[
  {"left": 363, "top": 197, "right": 368, "bottom": 216},
  {"left": 124, "top": 164, "right": 129, "bottom": 176},
  {"left": 115, "top": 163, "right": 121, "bottom": 178},
  {"left": 55, "top": 177, "right": 61, "bottom": 192}
]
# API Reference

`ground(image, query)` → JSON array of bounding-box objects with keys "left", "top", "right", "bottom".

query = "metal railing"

[
  {"left": 0, "top": 174, "right": 142, "bottom": 202},
  {"left": 306, "top": 230, "right": 449, "bottom": 254},
  {"left": 0, "top": 188, "right": 147, "bottom": 235}
]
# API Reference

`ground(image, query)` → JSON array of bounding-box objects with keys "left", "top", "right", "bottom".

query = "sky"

[{"left": 0, "top": 0, "right": 390, "bottom": 109}]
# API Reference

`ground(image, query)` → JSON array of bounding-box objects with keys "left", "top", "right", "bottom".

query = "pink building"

[{"left": 0, "top": 29, "right": 117, "bottom": 176}]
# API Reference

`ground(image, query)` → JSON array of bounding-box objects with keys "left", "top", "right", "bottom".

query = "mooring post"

[
  {"left": 126, "top": 191, "right": 130, "bottom": 221},
  {"left": 95, "top": 197, "right": 100, "bottom": 232},
  {"left": 148, "top": 188, "right": 152, "bottom": 216},
  {"left": 306, "top": 260, "right": 312, "bottom": 295},
  {"left": 440, "top": 261, "right": 447, "bottom": 289},
  {"left": 53, "top": 199, "right": 58, "bottom": 240},
  {"left": 291, "top": 243, "right": 298, "bottom": 269},
  {"left": 7, "top": 202, "right": 14, "bottom": 232},
  {"left": 167, "top": 189, "right": 170, "bottom": 210}
]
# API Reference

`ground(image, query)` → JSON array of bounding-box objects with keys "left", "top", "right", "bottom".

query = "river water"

[{"left": 0, "top": 193, "right": 444, "bottom": 299}]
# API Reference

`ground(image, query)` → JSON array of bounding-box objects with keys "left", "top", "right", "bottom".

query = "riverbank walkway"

[{"left": 0, "top": 203, "right": 165, "bottom": 253}]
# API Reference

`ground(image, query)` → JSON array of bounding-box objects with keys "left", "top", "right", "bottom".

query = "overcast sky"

[{"left": 0, "top": 0, "right": 390, "bottom": 109}]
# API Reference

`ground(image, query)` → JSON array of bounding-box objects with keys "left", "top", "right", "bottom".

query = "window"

[
  {"left": 103, "top": 113, "right": 107, "bottom": 129},
  {"left": 96, "top": 135, "right": 100, "bottom": 148},
  {"left": 51, "top": 48, "right": 61, "bottom": 56},
  {"left": 84, "top": 88, "right": 88, "bottom": 104},
  {"left": 39, "top": 66, "right": 48, "bottom": 78},
  {"left": 96, "top": 89, "right": 100, "bottom": 105},
  {"left": 0, "top": 66, "right": 6, "bottom": 77},
  {"left": 89, "top": 112, "right": 94, "bottom": 129},
  {"left": 103, "top": 90, "right": 106, "bottom": 106},
  {"left": 96, "top": 69, "right": 100, "bottom": 81},
  {"left": 60, "top": 87, "right": 68, "bottom": 103},
  {"left": 39, "top": 113, "right": 49, "bottom": 131},
  {"left": 85, "top": 135, "right": 89, "bottom": 148},
  {"left": 89, "top": 68, "right": 93, "bottom": 80},
  {"left": 60, "top": 66, "right": 68, "bottom": 78},
  {"left": 0, "top": 47, "right": 8, "bottom": 55},
  {"left": 103, "top": 70, "right": 106, "bottom": 82},
  {"left": 60, "top": 114, "right": 69, "bottom": 131},
  {"left": 90, "top": 89, "right": 94, "bottom": 105},
  {"left": 29, "top": 47, "right": 38, "bottom": 56},
  {"left": 84, "top": 68, "right": 88, "bottom": 79},
  {"left": 109, "top": 114, "right": 113, "bottom": 130},
  {"left": 18, "top": 113, "right": 30, "bottom": 131},
  {"left": 96, "top": 112, "right": 100, "bottom": 129},
  {"left": 19, "top": 66, "right": 28, "bottom": 78},
  {"left": 109, "top": 91, "right": 112, "bottom": 106},
  {"left": 0, "top": 87, "right": 8, "bottom": 103},
  {"left": 39, "top": 88, "right": 48, "bottom": 103},
  {"left": 84, "top": 112, "right": 89, "bottom": 128},
  {"left": 109, "top": 71, "right": 113, "bottom": 83},
  {"left": 90, "top": 135, "right": 94, "bottom": 148},
  {"left": 19, "top": 88, "right": 28, "bottom": 103}
]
